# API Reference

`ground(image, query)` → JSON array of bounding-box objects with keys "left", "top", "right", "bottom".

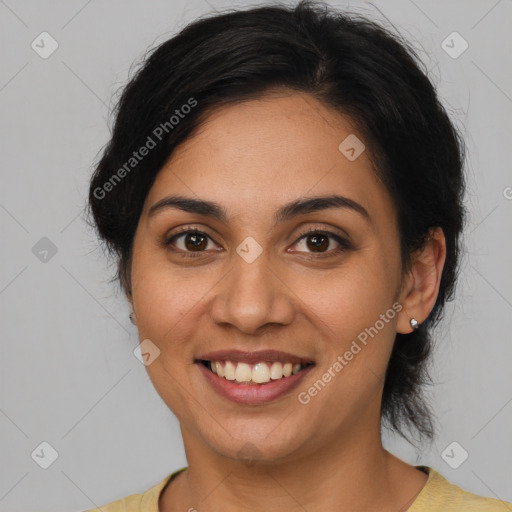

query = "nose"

[{"left": 209, "top": 250, "right": 295, "bottom": 335}]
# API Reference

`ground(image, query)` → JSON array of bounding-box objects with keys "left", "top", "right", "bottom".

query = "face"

[{"left": 129, "top": 90, "right": 408, "bottom": 465}]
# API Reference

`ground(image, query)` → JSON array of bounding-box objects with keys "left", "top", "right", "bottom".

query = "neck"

[{"left": 160, "top": 423, "right": 428, "bottom": 512}]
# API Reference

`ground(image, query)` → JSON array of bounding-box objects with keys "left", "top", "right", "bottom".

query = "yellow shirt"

[{"left": 84, "top": 465, "right": 512, "bottom": 511}]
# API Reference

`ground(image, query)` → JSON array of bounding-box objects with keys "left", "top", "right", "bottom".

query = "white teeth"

[
  {"left": 206, "top": 360, "right": 309, "bottom": 384},
  {"left": 235, "top": 362, "right": 252, "bottom": 382},
  {"left": 215, "top": 361, "right": 225, "bottom": 377},
  {"left": 270, "top": 361, "right": 283, "bottom": 380},
  {"left": 252, "top": 362, "right": 270, "bottom": 383},
  {"left": 224, "top": 361, "right": 236, "bottom": 381}
]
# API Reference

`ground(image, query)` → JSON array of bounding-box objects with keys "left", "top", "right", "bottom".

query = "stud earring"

[
  {"left": 129, "top": 312, "right": 137, "bottom": 325},
  {"left": 410, "top": 318, "right": 419, "bottom": 330}
]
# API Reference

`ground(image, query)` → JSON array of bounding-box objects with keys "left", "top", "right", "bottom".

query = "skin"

[{"left": 127, "top": 89, "right": 446, "bottom": 512}]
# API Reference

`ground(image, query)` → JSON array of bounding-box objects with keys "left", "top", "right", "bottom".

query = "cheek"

[
  {"left": 132, "top": 242, "right": 199, "bottom": 353},
  {"left": 296, "top": 249, "right": 399, "bottom": 341},
  {"left": 293, "top": 250, "right": 400, "bottom": 411},
  {"left": 133, "top": 272, "right": 203, "bottom": 346},
  {"left": 296, "top": 265, "right": 398, "bottom": 425},
  {"left": 130, "top": 237, "right": 207, "bottom": 335},
  {"left": 130, "top": 260, "right": 206, "bottom": 418}
]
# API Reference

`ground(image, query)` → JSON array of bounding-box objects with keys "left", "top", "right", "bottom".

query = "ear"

[{"left": 396, "top": 227, "right": 447, "bottom": 334}]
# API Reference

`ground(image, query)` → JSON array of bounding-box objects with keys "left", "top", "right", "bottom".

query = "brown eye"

[
  {"left": 165, "top": 228, "right": 218, "bottom": 255},
  {"left": 305, "top": 233, "right": 330, "bottom": 252},
  {"left": 183, "top": 232, "right": 208, "bottom": 251},
  {"left": 164, "top": 227, "right": 352, "bottom": 259},
  {"left": 292, "top": 229, "right": 352, "bottom": 256}
]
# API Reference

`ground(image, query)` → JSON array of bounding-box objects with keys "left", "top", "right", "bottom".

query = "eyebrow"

[{"left": 147, "top": 194, "right": 371, "bottom": 226}]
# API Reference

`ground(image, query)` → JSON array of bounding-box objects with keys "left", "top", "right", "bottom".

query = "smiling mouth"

[{"left": 197, "top": 359, "right": 315, "bottom": 386}]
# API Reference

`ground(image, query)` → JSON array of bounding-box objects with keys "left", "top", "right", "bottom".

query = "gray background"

[{"left": 1, "top": 0, "right": 511, "bottom": 510}]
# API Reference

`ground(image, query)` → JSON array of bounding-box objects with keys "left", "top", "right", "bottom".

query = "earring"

[
  {"left": 129, "top": 312, "right": 137, "bottom": 325},
  {"left": 410, "top": 318, "right": 419, "bottom": 330}
]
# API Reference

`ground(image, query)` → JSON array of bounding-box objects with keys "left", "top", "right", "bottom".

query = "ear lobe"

[{"left": 397, "top": 227, "right": 447, "bottom": 334}]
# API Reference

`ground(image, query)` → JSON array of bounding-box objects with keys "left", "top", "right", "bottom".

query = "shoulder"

[
  {"left": 81, "top": 469, "right": 184, "bottom": 512},
  {"left": 410, "top": 466, "right": 512, "bottom": 511}
]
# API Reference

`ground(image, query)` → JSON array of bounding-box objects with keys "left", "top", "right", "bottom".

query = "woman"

[{"left": 85, "top": 1, "right": 511, "bottom": 510}]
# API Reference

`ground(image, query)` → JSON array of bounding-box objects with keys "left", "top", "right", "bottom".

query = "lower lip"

[{"left": 197, "top": 363, "right": 314, "bottom": 405}]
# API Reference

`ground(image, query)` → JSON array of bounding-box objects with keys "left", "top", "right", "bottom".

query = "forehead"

[{"left": 142, "top": 91, "right": 395, "bottom": 228}]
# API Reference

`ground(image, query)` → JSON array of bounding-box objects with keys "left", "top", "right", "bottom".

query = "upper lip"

[{"left": 195, "top": 349, "right": 315, "bottom": 365}]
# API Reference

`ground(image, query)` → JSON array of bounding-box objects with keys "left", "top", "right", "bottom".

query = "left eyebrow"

[{"left": 147, "top": 194, "right": 371, "bottom": 226}]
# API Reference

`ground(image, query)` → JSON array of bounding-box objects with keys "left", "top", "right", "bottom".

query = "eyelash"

[{"left": 163, "top": 226, "right": 353, "bottom": 259}]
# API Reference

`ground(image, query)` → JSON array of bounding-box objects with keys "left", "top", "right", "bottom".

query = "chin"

[{"left": 201, "top": 424, "right": 313, "bottom": 467}]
